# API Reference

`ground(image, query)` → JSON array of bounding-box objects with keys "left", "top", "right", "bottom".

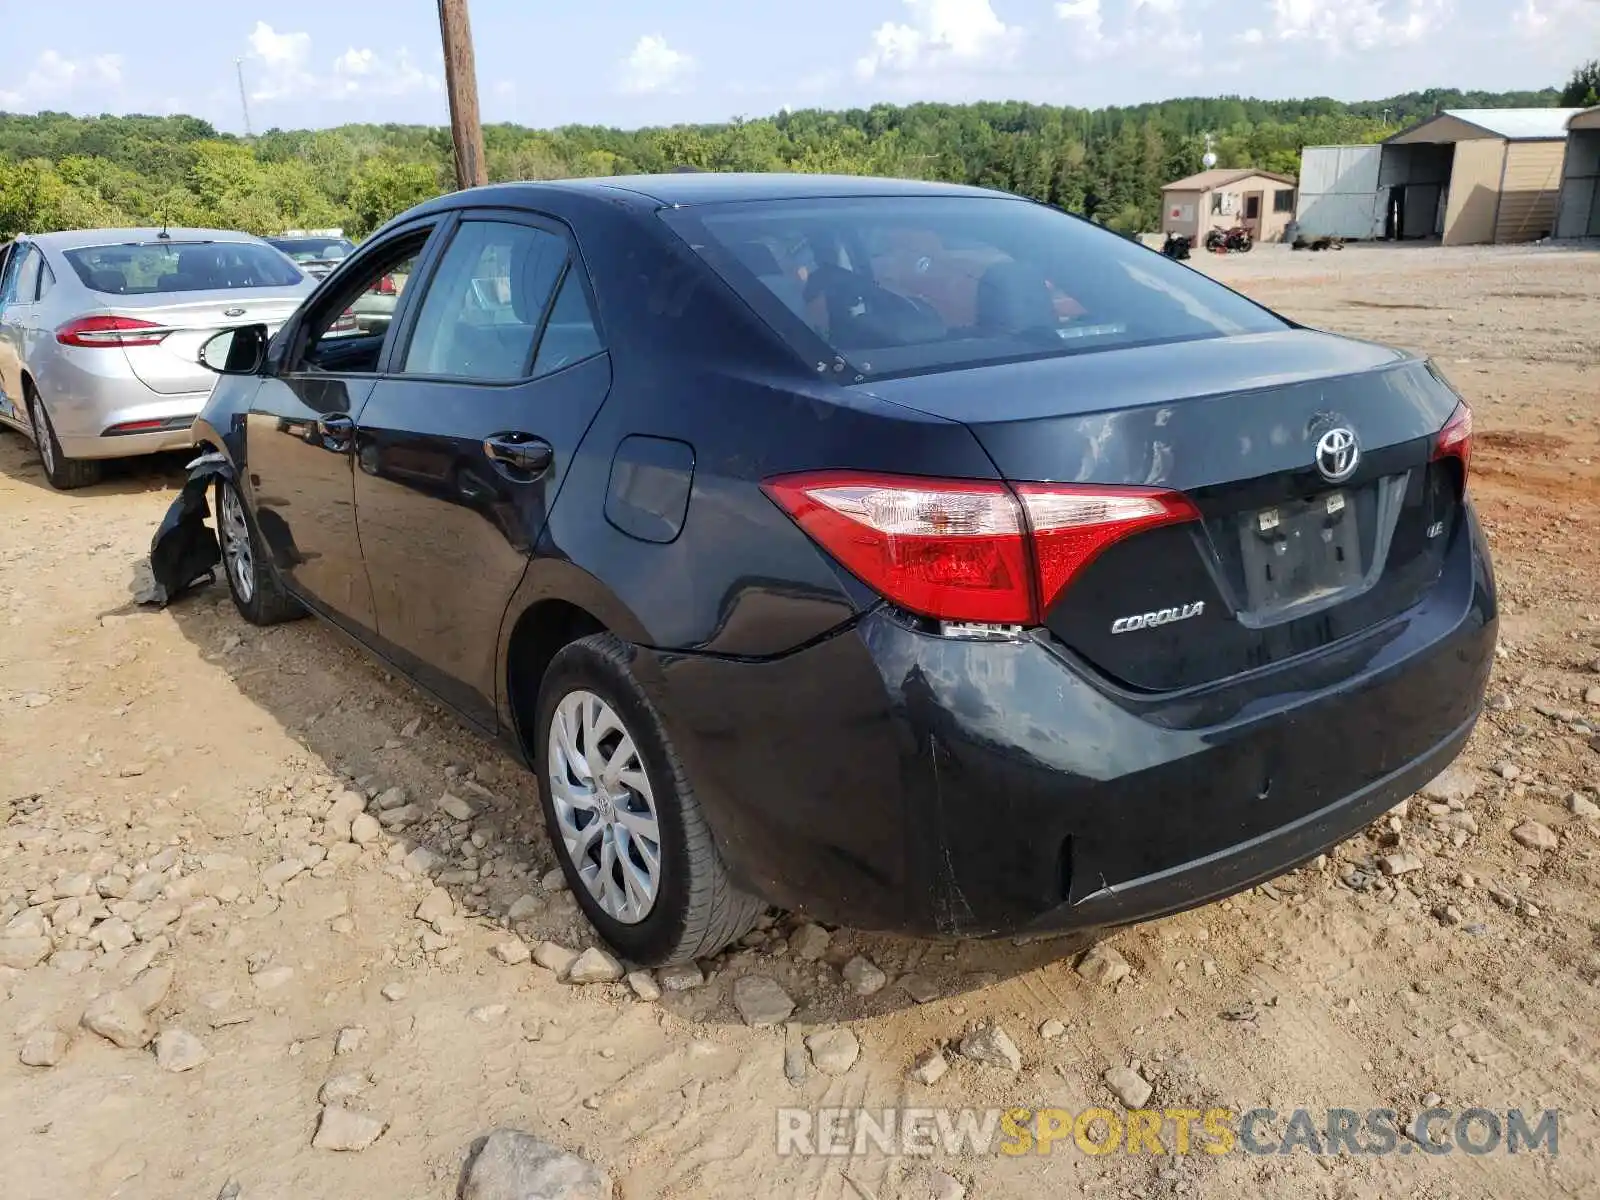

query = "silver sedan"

[{"left": 0, "top": 228, "right": 316, "bottom": 489}]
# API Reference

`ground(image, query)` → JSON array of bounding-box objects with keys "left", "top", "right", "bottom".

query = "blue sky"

[{"left": 0, "top": 0, "right": 1591, "bottom": 132}]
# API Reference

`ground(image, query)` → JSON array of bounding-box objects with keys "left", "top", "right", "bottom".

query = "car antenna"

[{"left": 157, "top": 212, "right": 170, "bottom": 240}]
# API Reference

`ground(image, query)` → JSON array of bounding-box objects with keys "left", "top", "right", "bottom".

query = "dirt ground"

[{"left": 2, "top": 242, "right": 1598, "bottom": 1200}]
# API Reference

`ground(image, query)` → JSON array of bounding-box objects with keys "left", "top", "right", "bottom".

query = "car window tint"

[
  {"left": 403, "top": 221, "right": 566, "bottom": 380},
  {"left": 531, "top": 268, "right": 603, "bottom": 377},
  {"left": 1, "top": 245, "right": 32, "bottom": 303},
  {"left": 300, "top": 236, "right": 426, "bottom": 374},
  {"left": 11, "top": 249, "right": 41, "bottom": 303},
  {"left": 62, "top": 241, "right": 304, "bottom": 294},
  {"left": 663, "top": 197, "right": 1286, "bottom": 379},
  {"left": 36, "top": 258, "right": 55, "bottom": 300}
]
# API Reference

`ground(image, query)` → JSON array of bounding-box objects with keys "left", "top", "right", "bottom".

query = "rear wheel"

[
  {"left": 28, "top": 385, "right": 101, "bottom": 490},
  {"left": 533, "top": 633, "right": 763, "bottom": 965},
  {"left": 216, "top": 479, "right": 303, "bottom": 625}
]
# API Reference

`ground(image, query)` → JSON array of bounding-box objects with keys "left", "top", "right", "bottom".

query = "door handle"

[
  {"left": 318, "top": 412, "right": 354, "bottom": 450},
  {"left": 483, "top": 433, "right": 553, "bottom": 476}
]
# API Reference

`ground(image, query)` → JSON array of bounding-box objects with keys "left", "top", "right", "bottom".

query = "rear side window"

[
  {"left": 662, "top": 196, "right": 1285, "bottom": 379},
  {"left": 531, "top": 269, "right": 603, "bottom": 376},
  {"left": 403, "top": 221, "right": 566, "bottom": 380},
  {"left": 62, "top": 241, "right": 305, "bottom": 294}
]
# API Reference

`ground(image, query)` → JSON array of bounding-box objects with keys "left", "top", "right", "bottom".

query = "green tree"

[
  {"left": 347, "top": 158, "right": 443, "bottom": 236},
  {"left": 1561, "top": 60, "right": 1600, "bottom": 108}
]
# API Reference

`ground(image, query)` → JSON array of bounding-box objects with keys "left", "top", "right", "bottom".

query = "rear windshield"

[
  {"left": 62, "top": 241, "right": 306, "bottom": 295},
  {"left": 662, "top": 196, "right": 1286, "bottom": 379},
  {"left": 268, "top": 237, "right": 356, "bottom": 262}
]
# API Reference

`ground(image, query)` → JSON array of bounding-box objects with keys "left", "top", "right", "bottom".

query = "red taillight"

[
  {"left": 375, "top": 275, "right": 397, "bottom": 295},
  {"left": 56, "top": 315, "right": 170, "bottom": 348},
  {"left": 1432, "top": 401, "right": 1472, "bottom": 479},
  {"left": 762, "top": 471, "right": 1197, "bottom": 624},
  {"left": 1017, "top": 485, "right": 1199, "bottom": 615}
]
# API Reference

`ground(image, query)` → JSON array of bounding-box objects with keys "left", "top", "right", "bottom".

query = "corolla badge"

[
  {"left": 1111, "top": 601, "right": 1205, "bottom": 634},
  {"left": 1314, "top": 427, "right": 1360, "bottom": 483}
]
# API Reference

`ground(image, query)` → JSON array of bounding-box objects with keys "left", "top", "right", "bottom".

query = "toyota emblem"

[
  {"left": 223, "top": 307, "right": 246, "bottom": 317},
  {"left": 1314, "top": 427, "right": 1360, "bottom": 483}
]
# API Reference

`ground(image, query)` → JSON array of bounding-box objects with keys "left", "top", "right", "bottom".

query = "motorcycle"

[
  {"left": 1205, "top": 226, "right": 1254, "bottom": 253},
  {"left": 1161, "top": 233, "right": 1192, "bottom": 261}
]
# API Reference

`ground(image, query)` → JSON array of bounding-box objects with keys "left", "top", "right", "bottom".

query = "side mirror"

[{"left": 198, "top": 323, "right": 270, "bottom": 375}]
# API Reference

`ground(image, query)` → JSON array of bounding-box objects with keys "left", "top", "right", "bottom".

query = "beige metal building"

[
  {"left": 1555, "top": 107, "right": 1600, "bottom": 239},
  {"left": 1383, "top": 108, "right": 1582, "bottom": 244},
  {"left": 1160, "top": 169, "right": 1298, "bottom": 244}
]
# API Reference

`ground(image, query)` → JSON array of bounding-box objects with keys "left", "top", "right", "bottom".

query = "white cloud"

[
  {"left": 1055, "top": 0, "right": 1105, "bottom": 42},
  {"left": 1514, "top": 0, "right": 1600, "bottom": 39},
  {"left": 1238, "top": 25, "right": 1266, "bottom": 43},
  {"left": 332, "top": 46, "right": 439, "bottom": 97},
  {"left": 0, "top": 49, "right": 124, "bottom": 108},
  {"left": 246, "top": 22, "right": 314, "bottom": 101},
  {"left": 1267, "top": 0, "right": 1451, "bottom": 50},
  {"left": 856, "top": 0, "right": 1023, "bottom": 79},
  {"left": 619, "top": 34, "right": 696, "bottom": 95}
]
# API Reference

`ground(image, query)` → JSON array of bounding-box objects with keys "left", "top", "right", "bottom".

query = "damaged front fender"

[{"left": 147, "top": 450, "right": 234, "bottom": 607}]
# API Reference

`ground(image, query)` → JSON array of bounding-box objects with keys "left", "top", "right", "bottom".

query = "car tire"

[
  {"left": 215, "top": 479, "right": 304, "bottom": 626},
  {"left": 534, "top": 633, "right": 763, "bottom": 966},
  {"left": 28, "top": 385, "right": 102, "bottom": 490}
]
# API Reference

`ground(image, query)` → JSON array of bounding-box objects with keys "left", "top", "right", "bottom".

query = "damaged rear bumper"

[{"left": 639, "top": 509, "right": 1496, "bottom": 939}]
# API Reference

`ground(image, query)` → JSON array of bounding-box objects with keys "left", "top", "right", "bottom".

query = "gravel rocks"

[
  {"left": 789, "top": 923, "right": 831, "bottom": 962},
  {"left": 565, "top": 948, "right": 624, "bottom": 984},
  {"left": 154, "top": 1028, "right": 208, "bottom": 1072},
  {"left": 908, "top": 1048, "right": 949, "bottom": 1085},
  {"left": 19, "top": 1027, "right": 68, "bottom": 1067},
  {"left": 959, "top": 1024, "right": 1021, "bottom": 1072},
  {"left": 0, "top": 937, "right": 52, "bottom": 970},
  {"left": 1511, "top": 822, "right": 1559, "bottom": 851},
  {"left": 1104, "top": 1065, "right": 1153, "bottom": 1109},
  {"left": 898, "top": 973, "right": 941, "bottom": 1004},
  {"left": 458, "top": 1128, "right": 611, "bottom": 1200},
  {"left": 1039, "top": 1018, "right": 1066, "bottom": 1039},
  {"left": 841, "top": 956, "right": 887, "bottom": 996},
  {"left": 312, "top": 1105, "right": 386, "bottom": 1152},
  {"left": 251, "top": 966, "right": 295, "bottom": 991},
  {"left": 1569, "top": 794, "right": 1599, "bottom": 819},
  {"left": 261, "top": 859, "right": 304, "bottom": 889},
  {"left": 657, "top": 963, "right": 704, "bottom": 992},
  {"left": 82, "top": 991, "right": 156, "bottom": 1049},
  {"left": 334, "top": 1026, "right": 367, "bottom": 1055},
  {"left": 1379, "top": 852, "right": 1424, "bottom": 876},
  {"left": 349, "top": 814, "right": 382, "bottom": 845},
  {"left": 1076, "top": 944, "right": 1132, "bottom": 988},
  {"left": 626, "top": 970, "right": 661, "bottom": 1001},
  {"left": 415, "top": 888, "right": 453, "bottom": 924},
  {"left": 732, "top": 975, "right": 795, "bottom": 1027},
  {"left": 437, "top": 792, "right": 475, "bottom": 821},
  {"left": 1419, "top": 767, "right": 1479, "bottom": 805},
  {"left": 533, "top": 942, "right": 578, "bottom": 979},
  {"left": 804, "top": 1028, "right": 861, "bottom": 1075},
  {"left": 378, "top": 804, "right": 423, "bottom": 830},
  {"left": 507, "top": 894, "right": 542, "bottom": 921},
  {"left": 492, "top": 939, "right": 531, "bottom": 965}
]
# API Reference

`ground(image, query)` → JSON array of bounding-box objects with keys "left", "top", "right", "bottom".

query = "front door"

[
  {"left": 352, "top": 212, "right": 610, "bottom": 727},
  {"left": 244, "top": 224, "right": 440, "bottom": 634}
]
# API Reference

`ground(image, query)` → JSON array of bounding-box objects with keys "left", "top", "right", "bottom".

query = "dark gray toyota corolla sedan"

[{"left": 169, "top": 173, "right": 1495, "bottom": 966}]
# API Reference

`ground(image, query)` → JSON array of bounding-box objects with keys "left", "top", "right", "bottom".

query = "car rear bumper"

[
  {"left": 56, "top": 396, "right": 205, "bottom": 459},
  {"left": 640, "top": 503, "right": 1497, "bottom": 939}
]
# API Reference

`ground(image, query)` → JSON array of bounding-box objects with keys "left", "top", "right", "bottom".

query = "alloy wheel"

[
  {"left": 32, "top": 401, "right": 56, "bottom": 478},
  {"left": 219, "top": 484, "right": 256, "bottom": 604},
  {"left": 547, "top": 689, "right": 663, "bottom": 924}
]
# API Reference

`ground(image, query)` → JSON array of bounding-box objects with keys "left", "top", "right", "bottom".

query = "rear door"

[
  {"left": 244, "top": 223, "right": 442, "bottom": 634},
  {"left": 352, "top": 210, "right": 610, "bottom": 727}
]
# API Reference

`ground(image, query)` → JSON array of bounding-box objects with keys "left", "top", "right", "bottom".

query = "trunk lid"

[
  {"left": 860, "top": 330, "right": 1467, "bottom": 691},
  {"left": 98, "top": 289, "right": 311, "bottom": 395}
]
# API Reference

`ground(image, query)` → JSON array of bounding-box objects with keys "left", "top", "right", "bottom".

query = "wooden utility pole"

[{"left": 437, "top": 0, "right": 488, "bottom": 190}]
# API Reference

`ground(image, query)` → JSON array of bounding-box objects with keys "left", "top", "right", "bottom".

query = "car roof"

[
  {"left": 440, "top": 173, "right": 1010, "bottom": 212},
  {"left": 25, "top": 228, "right": 270, "bottom": 251}
]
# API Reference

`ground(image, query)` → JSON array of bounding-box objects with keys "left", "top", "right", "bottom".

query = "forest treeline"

[{"left": 0, "top": 83, "right": 1569, "bottom": 240}]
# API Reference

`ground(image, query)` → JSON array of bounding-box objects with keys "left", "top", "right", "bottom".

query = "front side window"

[
  {"left": 403, "top": 221, "right": 567, "bottom": 381},
  {"left": 663, "top": 196, "right": 1286, "bottom": 379},
  {"left": 62, "top": 241, "right": 306, "bottom": 294},
  {"left": 0, "top": 244, "right": 32, "bottom": 303},
  {"left": 298, "top": 234, "right": 427, "bottom": 374}
]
